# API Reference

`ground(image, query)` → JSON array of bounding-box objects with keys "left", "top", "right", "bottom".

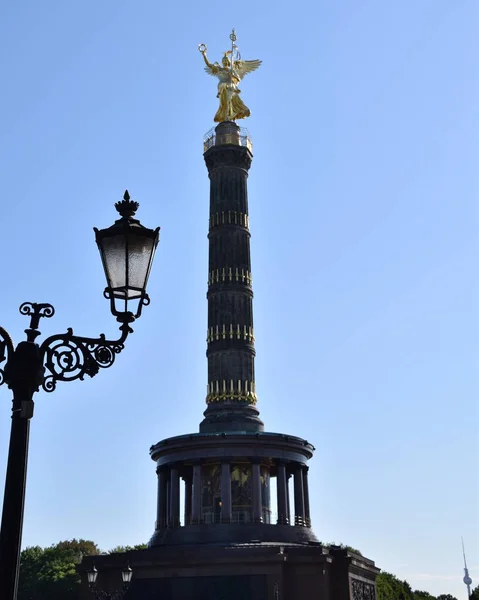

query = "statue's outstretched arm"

[
  {"left": 199, "top": 44, "right": 219, "bottom": 74},
  {"left": 202, "top": 52, "right": 215, "bottom": 69}
]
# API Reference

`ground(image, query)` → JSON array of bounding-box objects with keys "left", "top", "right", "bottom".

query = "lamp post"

[
  {"left": 0, "top": 191, "right": 159, "bottom": 600},
  {"left": 87, "top": 564, "right": 133, "bottom": 600}
]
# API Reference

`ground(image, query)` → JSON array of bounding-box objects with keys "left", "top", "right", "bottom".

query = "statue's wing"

[
  {"left": 234, "top": 59, "right": 262, "bottom": 79},
  {"left": 204, "top": 62, "right": 220, "bottom": 76}
]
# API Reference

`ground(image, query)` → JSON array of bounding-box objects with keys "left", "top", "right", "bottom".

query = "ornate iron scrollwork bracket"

[
  {"left": 0, "top": 326, "right": 14, "bottom": 388},
  {"left": 0, "top": 302, "right": 133, "bottom": 395},
  {"left": 40, "top": 323, "right": 131, "bottom": 393}
]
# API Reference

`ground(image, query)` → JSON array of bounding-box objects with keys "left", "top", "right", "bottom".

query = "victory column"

[{"left": 80, "top": 31, "right": 380, "bottom": 600}]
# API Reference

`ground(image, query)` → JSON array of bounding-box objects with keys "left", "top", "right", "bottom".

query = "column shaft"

[
  {"left": 165, "top": 478, "right": 170, "bottom": 526},
  {"left": 184, "top": 474, "right": 192, "bottom": 526},
  {"left": 156, "top": 468, "right": 167, "bottom": 530},
  {"left": 200, "top": 126, "right": 264, "bottom": 435},
  {"left": 303, "top": 466, "right": 311, "bottom": 527},
  {"left": 286, "top": 474, "right": 291, "bottom": 525},
  {"left": 276, "top": 462, "right": 288, "bottom": 524},
  {"left": 221, "top": 462, "right": 232, "bottom": 523},
  {"left": 252, "top": 462, "right": 262, "bottom": 522},
  {"left": 294, "top": 466, "right": 305, "bottom": 526},
  {"left": 191, "top": 464, "right": 202, "bottom": 524},
  {"left": 169, "top": 467, "right": 180, "bottom": 527}
]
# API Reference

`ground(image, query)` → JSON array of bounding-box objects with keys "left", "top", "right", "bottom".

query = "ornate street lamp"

[
  {"left": 122, "top": 565, "right": 133, "bottom": 585},
  {"left": 0, "top": 191, "right": 159, "bottom": 600},
  {"left": 87, "top": 564, "right": 133, "bottom": 600},
  {"left": 88, "top": 565, "right": 99, "bottom": 585},
  {"left": 95, "top": 191, "right": 159, "bottom": 322}
]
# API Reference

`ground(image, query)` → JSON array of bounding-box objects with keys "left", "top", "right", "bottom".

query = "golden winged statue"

[{"left": 199, "top": 30, "right": 261, "bottom": 123}]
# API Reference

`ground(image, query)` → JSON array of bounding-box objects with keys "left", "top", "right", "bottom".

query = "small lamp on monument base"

[{"left": 87, "top": 563, "right": 133, "bottom": 600}]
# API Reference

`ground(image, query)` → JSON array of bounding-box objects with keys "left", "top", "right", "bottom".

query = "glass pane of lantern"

[
  {"left": 122, "top": 566, "right": 133, "bottom": 583},
  {"left": 126, "top": 233, "right": 156, "bottom": 298},
  {"left": 100, "top": 234, "right": 127, "bottom": 294},
  {"left": 87, "top": 566, "right": 98, "bottom": 584}
]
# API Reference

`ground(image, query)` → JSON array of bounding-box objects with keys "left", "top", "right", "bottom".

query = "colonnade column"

[
  {"left": 293, "top": 465, "right": 305, "bottom": 526},
  {"left": 156, "top": 467, "right": 167, "bottom": 530},
  {"left": 286, "top": 473, "right": 291, "bottom": 525},
  {"left": 221, "top": 462, "right": 232, "bottom": 523},
  {"left": 165, "top": 478, "right": 170, "bottom": 527},
  {"left": 276, "top": 462, "right": 288, "bottom": 524},
  {"left": 191, "top": 463, "right": 202, "bottom": 524},
  {"left": 252, "top": 461, "right": 262, "bottom": 523},
  {"left": 184, "top": 472, "right": 192, "bottom": 526},
  {"left": 303, "top": 465, "right": 311, "bottom": 527},
  {"left": 169, "top": 467, "right": 180, "bottom": 527}
]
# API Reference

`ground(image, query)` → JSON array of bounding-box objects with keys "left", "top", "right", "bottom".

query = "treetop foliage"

[
  {"left": 108, "top": 543, "right": 147, "bottom": 553},
  {"left": 470, "top": 585, "right": 479, "bottom": 600},
  {"left": 19, "top": 539, "right": 129, "bottom": 600},
  {"left": 376, "top": 572, "right": 461, "bottom": 600}
]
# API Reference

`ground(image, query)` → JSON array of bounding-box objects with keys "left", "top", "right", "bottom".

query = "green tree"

[
  {"left": 437, "top": 595, "right": 458, "bottom": 600},
  {"left": 322, "top": 542, "right": 363, "bottom": 556},
  {"left": 413, "top": 591, "right": 436, "bottom": 600},
  {"left": 470, "top": 586, "right": 479, "bottom": 600},
  {"left": 18, "top": 546, "right": 45, "bottom": 600},
  {"left": 108, "top": 543, "right": 147, "bottom": 553},
  {"left": 377, "top": 572, "right": 414, "bottom": 600},
  {"left": 18, "top": 539, "right": 99, "bottom": 600}
]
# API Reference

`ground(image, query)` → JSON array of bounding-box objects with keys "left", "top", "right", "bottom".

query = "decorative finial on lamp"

[{"left": 115, "top": 190, "right": 139, "bottom": 219}]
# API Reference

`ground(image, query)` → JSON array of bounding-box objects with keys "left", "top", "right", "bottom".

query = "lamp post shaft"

[{"left": 0, "top": 387, "right": 33, "bottom": 600}]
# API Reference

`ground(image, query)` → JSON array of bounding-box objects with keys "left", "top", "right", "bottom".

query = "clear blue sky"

[{"left": 0, "top": 1, "right": 477, "bottom": 596}]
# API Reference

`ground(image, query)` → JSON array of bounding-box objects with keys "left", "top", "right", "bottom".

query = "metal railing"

[{"left": 203, "top": 126, "right": 253, "bottom": 152}]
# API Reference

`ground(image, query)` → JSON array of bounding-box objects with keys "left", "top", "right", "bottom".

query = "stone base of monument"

[{"left": 79, "top": 544, "right": 379, "bottom": 600}]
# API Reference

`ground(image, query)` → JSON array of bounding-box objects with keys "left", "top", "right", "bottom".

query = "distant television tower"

[{"left": 462, "top": 537, "right": 473, "bottom": 598}]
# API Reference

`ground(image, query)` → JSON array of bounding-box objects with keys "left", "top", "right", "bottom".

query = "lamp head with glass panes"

[
  {"left": 121, "top": 565, "right": 133, "bottom": 584},
  {"left": 86, "top": 565, "right": 98, "bottom": 586},
  {"left": 95, "top": 190, "right": 160, "bottom": 323}
]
